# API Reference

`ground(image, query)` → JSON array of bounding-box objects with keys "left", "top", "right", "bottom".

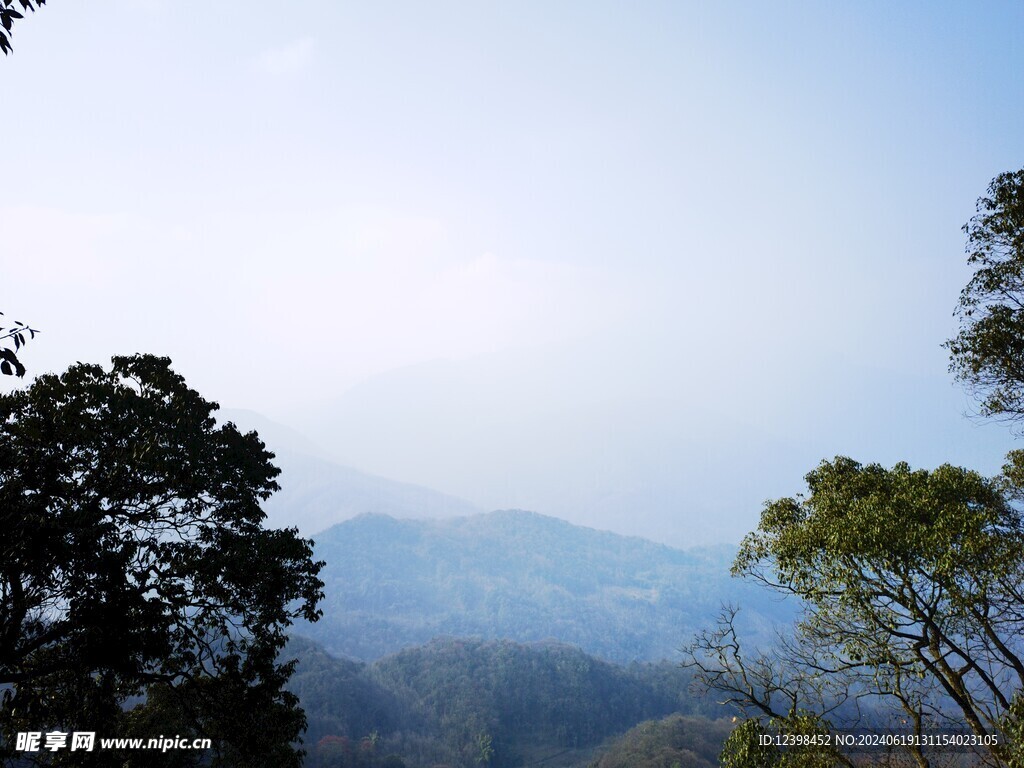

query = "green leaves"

[
  {"left": 739, "top": 458, "right": 1017, "bottom": 595},
  {"left": 719, "top": 714, "right": 843, "bottom": 768},
  {"left": 699, "top": 170, "right": 1024, "bottom": 766},
  {"left": 730, "top": 456, "right": 1024, "bottom": 760}
]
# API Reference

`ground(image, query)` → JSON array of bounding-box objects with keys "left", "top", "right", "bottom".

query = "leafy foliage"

[
  {"left": 688, "top": 171, "right": 1024, "bottom": 767},
  {"left": 689, "top": 457, "right": 1024, "bottom": 766},
  {"left": 997, "top": 694, "right": 1024, "bottom": 767},
  {"left": 0, "top": 0, "right": 44, "bottom": 55},
  {"left": 0, "top": 313, "right": 38, "bottom": 377},
  {"left": 717, "top": 715, "right": 844, "bottom": 768},
  {"left": 0, "top": 355, "right": 324, "bottom": 765},
  {"left": 947, "top": 169, "right": 1024, "bottom": 423}
]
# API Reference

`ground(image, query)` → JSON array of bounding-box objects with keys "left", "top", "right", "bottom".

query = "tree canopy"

[
  {"left": 688, "top": 462, "right": 1024, "bottom": 767},
  {"left": 759, "top": 459, "right": 1020, "bottom": 755},
  {"left": 0, "top": 354, "right": 324, "bottom": 765},
  {"left": 687, "top": 169, "right": 1024, "bottom": 768},
  {"left": 948, "top": 169, "right": 1024, "bottom": 423}
]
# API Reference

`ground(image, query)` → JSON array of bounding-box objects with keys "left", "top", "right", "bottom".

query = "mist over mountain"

[
  {"left": 219, "top": 408, "right": 482, "bottom": 535},
  {"left": 296, "top": 509, "right": 793, "bottom": 664},
  {"left": 287, "top": 342, "right": 1012, "bottom": 548}
]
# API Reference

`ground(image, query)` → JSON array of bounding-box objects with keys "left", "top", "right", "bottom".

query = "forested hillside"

[
  {"left": 298, "top": 510, "right": 792, "bottom": 662},
  {"left": 287, "top": 636, "right": 729, "bottom": 768},
  {"left": 588, "top": 714, "right": 733, "bottom": 768}
]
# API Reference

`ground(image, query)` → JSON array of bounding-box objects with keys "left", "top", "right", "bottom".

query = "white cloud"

[{"left": 254, "top": 37, "right": 315, "bottom": 76}]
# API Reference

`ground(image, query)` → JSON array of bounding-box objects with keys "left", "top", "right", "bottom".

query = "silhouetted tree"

[{"left": 0, "top": 354, "right": 324, "bottom": 765}]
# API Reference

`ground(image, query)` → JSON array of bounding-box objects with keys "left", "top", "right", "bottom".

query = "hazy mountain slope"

[
  {"left": 218, "top": 408, "right": 482, "bottom": 535},
  {"left": 285, "top": 636, "right": 403, "bottom": 743},
  {"left": 298, "top": 509, "right": 792, "bottom": 663},
  {"left": 262, "top": 449, "right": 482, "bottom": 535},
  {"left": 220, "top": 408, "right": 334, "bottom": 461}
]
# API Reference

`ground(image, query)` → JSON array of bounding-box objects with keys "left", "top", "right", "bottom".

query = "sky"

[{"left": 3, "top": 1, "right": 1024, "bottom": 546}]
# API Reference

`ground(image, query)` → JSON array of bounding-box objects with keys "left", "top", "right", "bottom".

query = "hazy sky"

[{"left": 4, "top": 1, "right": 1023, "bottom": 545}]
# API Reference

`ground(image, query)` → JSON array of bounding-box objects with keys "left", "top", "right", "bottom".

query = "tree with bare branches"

[{"left": 686, "top": 170, "right": 1024, "bottom": 768}]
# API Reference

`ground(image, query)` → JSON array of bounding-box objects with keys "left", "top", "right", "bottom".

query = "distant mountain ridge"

[
  {"left": 298, "top": 509, "right": 792, "bottom": 663},
  {"left": 218, "top": 408, "right": 482, "bottom": 535}
]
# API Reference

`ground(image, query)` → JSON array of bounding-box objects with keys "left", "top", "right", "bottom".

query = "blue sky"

[{"left": 3, "top": 1, "right": 1023, "bottom": 544}]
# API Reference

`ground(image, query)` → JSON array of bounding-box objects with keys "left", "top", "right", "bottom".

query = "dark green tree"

[
  {"left": 1, "top": 0, "right": 44, "bottom": 55},
  {"left": 0, "top": 354, "right": 324, "bottom": 765}
]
